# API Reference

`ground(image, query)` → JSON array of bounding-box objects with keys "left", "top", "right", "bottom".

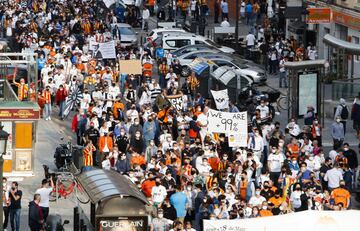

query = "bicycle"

[
  {"left": 43, "top": 165, "right": 90, "bottom": 204},
  {"left": 276, "top": 94, "right": 292, "bottom": 111}
]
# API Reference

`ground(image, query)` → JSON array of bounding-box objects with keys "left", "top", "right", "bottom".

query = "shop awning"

[
  {"left": 76, "top": 169, "right": 148, "bottom": 204},
  {"left": 323, "top": 34, "right": 360, "bottom": 55}
]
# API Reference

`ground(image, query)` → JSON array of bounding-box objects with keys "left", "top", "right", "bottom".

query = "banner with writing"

[
  {"left": 94, "top": 40, "right": 116, "bottom": 59},
  {"left": 211, "top": 89, "right": 229, "bottom": 110},
  {"left": 203, "top": 210, "right": 360, "bottom": 231},
  {"left": 167, "top": 94, "right": 184, "bottom": 111},
  {"left": 207, "top": 109, "right": 247, "bottom": 136},
  {"left": 228, "top": 133, "right": 247, "bottom": 147}
]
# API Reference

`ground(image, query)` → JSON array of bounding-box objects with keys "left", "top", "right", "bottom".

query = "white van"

[
  {"left": 160, "top": 33, "right": 235, "bottom": 53},
  {"left": 147, "top": 28, "right": 187, "bottom": 42}
]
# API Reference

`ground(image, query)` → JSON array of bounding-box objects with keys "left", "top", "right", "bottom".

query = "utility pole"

[{"left": 235, "top": 0, "right": 240, "bottom": 52}]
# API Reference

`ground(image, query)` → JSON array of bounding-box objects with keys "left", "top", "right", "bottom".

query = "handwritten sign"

[
  {"left": 167, "top": 94, "right": 184, "bottom": 111},
  {"left": 207, "top": 109, "right": 247, "bottom": 135}
]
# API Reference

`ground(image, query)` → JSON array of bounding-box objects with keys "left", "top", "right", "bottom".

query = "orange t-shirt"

[
  {"left": 131, "top": 155, "right": 146, "bottom": 167},
  {"left": 259, "top": 210, "right": 273, "bottom": 217},
  {"left": 331, "top": 188, "right": 350, "bottom": 208},
  {"left": 141, "top": 180, "right": 156, "bottom": 197},
  {"left": 269, "top": 196, "right": 283, "bottom": 207}
]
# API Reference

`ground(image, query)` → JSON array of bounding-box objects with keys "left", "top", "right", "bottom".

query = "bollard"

[{"left": 74, "top": 207, "right": 79, "bottom": 231}]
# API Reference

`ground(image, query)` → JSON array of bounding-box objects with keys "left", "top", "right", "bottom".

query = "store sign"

[
  {"left": 306, "top": 8, "right": 331, "bottom": 23},
  {"left": 97, "top": 216, "right": 147, "bottom": 231},
  {"left": 0, "top": 108, "right": 40, "bottom": 120},
  {"left": 333, "top": 10, "right": 360, "bottom": 31}
]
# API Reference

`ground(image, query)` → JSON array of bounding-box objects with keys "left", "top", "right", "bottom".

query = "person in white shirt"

[
  {"left": 324, "top": 164, "right": 343, "bottom": 190},
  {"left": 247, "top": 129, "right": 264, "bottom": 159},
  {"left": 152, "top": 178, "right": 168, "bottom": 207},
  {"left": 35, "top": 178, "right": 54, "bottom": 221},
  {"left": 267, "top": 147, "right": 284, "bottom": 186},
  {"left": 197, "top": 158, "right": 212, "bottom": 177},
  {"left": 256, "top": 100, "right": 269, "bottom": 119},
  {"left": 248, "top": 188, "right": 266, "bottom": 207},
  {"left": 245, "top": 31, "right": 256, "bottom": 53},
  {"left": 220, "top": 18, "right": 230, "bottom": 27},
  {"left": 142, "top": 7, "right": 150, "bottom": 31},
  {"left": 286, "top": 119, "right": 301, "bottom": 137}
]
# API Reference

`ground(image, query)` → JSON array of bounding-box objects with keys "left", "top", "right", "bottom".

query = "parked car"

[
  {"left": 110, "top": 23, "right": 138, "bottom": 47},
  {"left": 171, "top": 44, "right": 219, "bottom": 58},
  {"left": 159, "top": 33, "right": 235, "bottom": 53},
  {"left": 198, "top": 53, "right": 266, "bottom": 84},
  {"left": 147, "top": 28, "right": 187, "bottom": 42}
]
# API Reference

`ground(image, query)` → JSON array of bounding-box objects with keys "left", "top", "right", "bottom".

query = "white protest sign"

[
  {"left": 95, "top": 40, "right": 116, "bottom": 59},
  {"left": 228, "top": 133, "right": 247, "bottom": 147},
  {"left": 211, "top": 89, "right": 229, "bottom": 110},
  {"left": 167, "top": 94, "right": 184, "bottom": 111},
  {"left": 203, "top": 210, "right": 360, "bottom": 231},
  {"left": 207, "top": 109, "right": 248, "bottom": 135}
]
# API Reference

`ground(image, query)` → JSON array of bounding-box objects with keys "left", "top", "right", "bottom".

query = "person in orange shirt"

[
  {"left": 43, "top": 85, "right": 52, "bottom": 120},
  {"left": 147, "top": 0, "right": 155, "bottom": 15},
  {"left": 287, "top": 138, "right": 300, "bottom": 159},
  {"left": 113, "top": 97, "right": 125, "bottom": 121},
  {"left": 331, "top": 180, "right": 351, "bottom": 209},
  {"left": 98, "top": 133, "right": 113, "bottom": 165},
  {"left": 130, "top": 152, "right": 146, "bottom": 169},
  {"left": 141, "top": 172, "right": 156, "bottom": 198},
  {"left": 12, "top": 77, "right": 28, "bottom": 101},
  {"left": 259, "top": 202, "right": 273, "bottom": 217},
  {"left": 268, "top": 190, "right": 284, "bottom": 214},
  {"left": 83, "top": 140, "right": 96, "bottom": 171}
]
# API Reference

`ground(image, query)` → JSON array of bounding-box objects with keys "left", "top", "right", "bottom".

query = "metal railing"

[{"left": 332, "top": 78, "right": 360, "bottom": 100}]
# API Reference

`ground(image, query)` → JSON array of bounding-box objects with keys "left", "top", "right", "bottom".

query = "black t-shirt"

[{"left": 9, "top": 190, "right": 22, "bottom": 209}]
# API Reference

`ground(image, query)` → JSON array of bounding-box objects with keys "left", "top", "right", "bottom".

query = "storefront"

[{"left": 0, "top": 101, "right": 40, "bottom": 175}]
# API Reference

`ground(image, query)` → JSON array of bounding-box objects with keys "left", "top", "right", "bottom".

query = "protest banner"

[
  {"left": 207, "top": 109, "right": 247, "bottom": 134},
  {"left": 228, "top": 133, "right": 247, "bottom": 147},
  {"left": 203, "top": 210, "right": 360, "bottom": 231},
  {"left": 166, "top": 94, "right": 184, "bottom": 111},
  {"left": 211, "top": 89, "right": 229, "bottom": 110},
  {"left": 119, "top": 60, "right": 142, "bottom": 75},
  {"left": 97, "top": 40, "right": 116, "bottom": 59}
]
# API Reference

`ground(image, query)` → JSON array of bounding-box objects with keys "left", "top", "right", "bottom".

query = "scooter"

[{"left": 54, "top": 137, "right": 73, "bottom": 170}]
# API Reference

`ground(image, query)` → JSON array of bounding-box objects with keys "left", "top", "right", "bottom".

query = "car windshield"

[
  {"left": 205, "top": 39, "right": 221, "bottom": 48},
  {"left": 232, "top": 58, "right": 249, "bottom": 69},
  {"left": 119, "top": 27, "right": 134, "bottom": 35}
]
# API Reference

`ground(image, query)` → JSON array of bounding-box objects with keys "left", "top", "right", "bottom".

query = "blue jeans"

[
  {"left": 10, "top": 208, "right": 21, "bottom": 231},
  {"left": 58, "top": 101, "right": 65, "bottom": 118},
  {"left": 44, "top": 103, "right": 52, "bottom": 119},
  {"left": 279, "top": 71, "right": 288, "bottom": 87}
]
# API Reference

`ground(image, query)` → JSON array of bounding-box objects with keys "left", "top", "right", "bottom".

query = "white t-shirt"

[
  {"left": 256, "top": 105, "right": 269, "bottom": 119},
  {"left": 248, "top": 196, "right": 266, "bottom": 207},
  {"left": 267, "top": 153, "right": 284, "bottom": 172},
  {"left": 246, "top": 34, "right": 256, "bottom": 46},
  {"left": 35, "top": 187, "right": 53, "bottom": 207},
  {"left": 151, "top": 185, "right": 167, "bottom": 203}
]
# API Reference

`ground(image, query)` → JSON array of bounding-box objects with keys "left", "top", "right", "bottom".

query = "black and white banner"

[
  {"left": 167, "top": 94, "right": 184, "bottom": 111},
  {"left": 211, "top": 89, "right": 229, "bottom": 110}
]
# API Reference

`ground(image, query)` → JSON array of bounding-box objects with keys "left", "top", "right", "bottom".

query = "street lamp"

[{"left": 0, "top": 124, "right": 9, "bottom": 231}]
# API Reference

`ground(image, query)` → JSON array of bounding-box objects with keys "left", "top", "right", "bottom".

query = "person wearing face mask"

[
  {"left": 115, "top": 153, "right": 128, "bottom": 174},
  {"left": 128, "top": 118, "right": 143, "bottom": 138},
  {"left": 255, "top": 99, "right": 269, "bottom": 120},
  {"left": 248, "top": 128, "right": 264, "bottom": 160},
  {"left": 310, "top": 119, "right": 322, "bottom": 147},
  {"left": 143, "top": 116, "right": 156, "bottom": 146},
  {"left": 115, "top": 128, "right": 129, "bottom": 153},
  {"left": 42, "top": 85, "right": 52, "bottom": 120},
  {"left": 150, "top": 209, "right": 173, "bottom": 231},
  {"left": 129, "top": 131, "right": 145, "bottom": 154},
  {"left": 145, "top": 140, "right": 158, "bottom": 163},
  {"left": 259, "top": 201, "right": 273, "bottom": 217},
  {"left": 342, "top": 143, "right": 358, "bottom": 189},
  {"left": 331, "top": 116, "right": 345, "bottom": 150},
  {"left": 290, "top": 183, "right": 305, "bottom": 211},
  {"left": 267, "top": 146, "right": 284, "bottom": 188},
  {"left": 151, "top": 178, "right": 168, "bottom": 208},
  {"left": 248, "top": 187, "right": 266, "bottom": 208},
  {"left": 330, "top": 180, "right": 351, "bottom": 209}
]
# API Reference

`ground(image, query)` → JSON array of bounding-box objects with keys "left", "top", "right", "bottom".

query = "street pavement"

[{"left": 13, "top": 14, "right": 360, "bottom": 231}]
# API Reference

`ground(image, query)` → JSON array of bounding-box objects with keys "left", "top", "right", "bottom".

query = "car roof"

[
  {"left": 163, "top": 33, "right": 204, "bottom": 39},
  {"left": 111, "top": 23, "right": 132, "bottom": 28},
  {"left": 152, "top": 28, "right": 185, "bottom": 33},
  {"left": 179, "top": 49, "right": 218, "bottom": 58}
]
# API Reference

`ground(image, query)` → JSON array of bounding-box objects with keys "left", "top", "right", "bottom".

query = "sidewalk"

[{"left": 16, "top": 118, "right": 77, "bottom": 230}]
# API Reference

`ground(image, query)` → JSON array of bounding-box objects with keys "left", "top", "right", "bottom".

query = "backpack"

[{"left": 340, "top": 105, "right": 349, "bottom": 120}]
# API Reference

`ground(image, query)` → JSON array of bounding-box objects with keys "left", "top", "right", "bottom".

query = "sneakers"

[{"left": 48, "top": 117, "right": 51, "bottom": 121}]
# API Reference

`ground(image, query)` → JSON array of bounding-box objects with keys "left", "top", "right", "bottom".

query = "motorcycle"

[
  {"left": 54, "top": 137, "right": 73, "bottom": 170},
  {"left": 45, "top": 214, "right": 69, "bottom": 231}
]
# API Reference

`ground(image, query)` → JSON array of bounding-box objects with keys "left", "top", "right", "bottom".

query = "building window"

[{"left": 353, "top": 36, "right": 359, "bottom": 61}]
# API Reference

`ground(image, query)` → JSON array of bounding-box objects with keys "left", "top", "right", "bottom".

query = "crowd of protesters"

[{"left": 0, "top": 0, "right": 359, "bottom": 231}]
